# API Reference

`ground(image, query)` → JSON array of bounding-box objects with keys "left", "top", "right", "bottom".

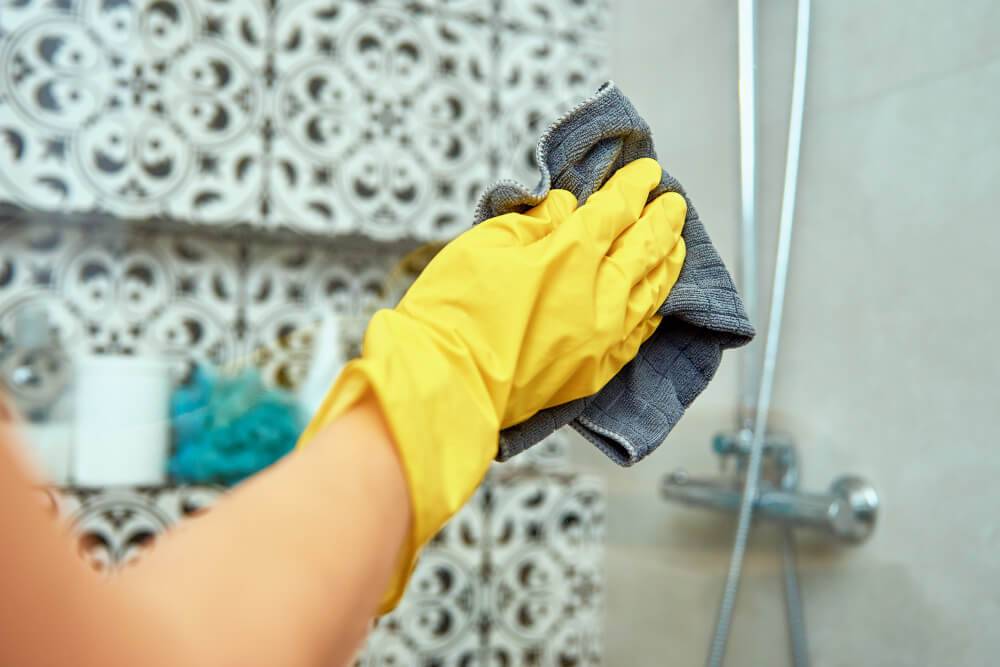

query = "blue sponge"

[{"left": 168, "top": 366, "right": 303, "bottom": 486}]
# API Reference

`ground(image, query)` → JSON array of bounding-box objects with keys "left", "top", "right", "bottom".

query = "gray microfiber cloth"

[{"left": 474, "top": 82, "right": 755, "bottom": 466}]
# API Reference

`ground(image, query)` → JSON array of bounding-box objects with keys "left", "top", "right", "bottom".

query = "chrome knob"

[{"left": 828, "top": 476, "right": 879, "bottom": 544}]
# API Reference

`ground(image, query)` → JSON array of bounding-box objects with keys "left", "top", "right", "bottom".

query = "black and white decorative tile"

[
  {"left": 0, "top": 222, "right": 243, "bottom": 378},
  {"left": 0, "top": 220, "right": 419, "bottom": 392},
  {"left": 1, "top": 0, "right": 607, "bottom": 239},
  {"left": 497, "top": 0, "right": 609, "bottom": 38},
  {"left": 483, "top": 469, "right": 605, "bottom": 666},
  {"left": 359, "top": 485, "right": 488, "bottom": 666},
  {"left": 362, "top": 465, "right": 607, "bottom": 666},
  {"left": 491, "top": 30, "right": 608, "bottom": 188},
  {"left": 267, "top": 1, "right": 494, "bottom": 238},
  {"left": 0, "top": 0, "right": 268, "bottom": 224},
  {"left": 50, "top": 485, "right": 222, "bottom": 573},
  {"left": 241, "top": 239, "right": 406, "bottom": 389}
]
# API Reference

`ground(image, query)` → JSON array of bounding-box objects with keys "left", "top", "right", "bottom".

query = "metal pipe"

[
  {"left": 737, "top": 0, "right": 759, "bottom": 431},
  {"left": 781, "top": 529, "right": 810, "bottom": 667},
  {"left": 661, "top": 474, "right": 876, "bottom": 543},
  {"left": 778, "top": 445, "right": 809, "bottom": 667},
  {"left": 707, "top": 1, "right": 811, "bottom": 665}
]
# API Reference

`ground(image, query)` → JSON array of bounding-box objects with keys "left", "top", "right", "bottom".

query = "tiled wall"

[
  {"left": 0, "top": 221, "right": 407, "bottom": 388},
  {"left": 362, "top": 461, "right": 605, "bottom": 665},
  {"left": 1, "top": 1, "right": 610, "bottom": 663},
  {"left": 0, "top": 0, "right": 607, "bottom": 239}
]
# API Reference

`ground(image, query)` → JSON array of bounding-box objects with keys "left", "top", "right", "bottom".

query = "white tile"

[
  {"left": 483, "top": 472, "right": 605, "bottom": 665},
  {"left": 361, "top": 486, "right": 489, "bottom": 665},
  {"left": 269, "top": 1, "right": 494, "bottom": 238},
  {"left": 491, "top": 32, "right": 608, "bottom": 188},
  {"left": 242, "top": 241, "right": 402, "bottom": 388},
  {"left": 498, "top": 0, "right": 608, "bottom": 38},
  {"left": 0, "top": 0, "right": 269, "bottom": 223}
]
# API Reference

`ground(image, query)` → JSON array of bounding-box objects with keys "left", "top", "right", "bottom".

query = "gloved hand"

[{"left": 297, "top": 158, "right": 687, "bottom": 611}]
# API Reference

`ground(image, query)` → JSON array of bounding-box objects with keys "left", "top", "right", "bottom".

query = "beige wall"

[{"left": 570, "top": 1, "right": 1000, "bottom": 665}]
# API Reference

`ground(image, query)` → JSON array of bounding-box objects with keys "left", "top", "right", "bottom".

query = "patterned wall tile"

[
  {"left": 149, "top": 0, "right": 270, "bottom": 225},
  {"left": 0, "top": 222, "right": 429, "bottom": 395},
  {"left": 1, "top": 0, "right": 503, "bottom": 235},
  {"left": 242, "top": 239, "right": 409, "bottom": 389},
  {"left": 359, "top": 485, "right": 489, "bottom": 666},
  {"left": 498, "top": 0, "right": 608, "bottom": 38},
  {"left": 2, "top": 0, "right": 608, "bottom": 241},
  {"left": 0, "top": 222, "right": 242, "bottom": 378},
  {"left": 348, "top": 0, "right": 494, "bottom": 23},
  {"left": 482, "top": 470, "right": 605, "bottom": 666},
  {"left": 265, "top": 0, "right": 365, "bottom": 233},
  {"left": 52, "top": 485, "right": 222, "bottom": 573},
  {"left": 0, "top": 5, "right": 115, "bottom": 213},
  {"left": 0, "top": 1, "right": 268, "bottom": 224},
  {"left": 267, "top": 1, "right": 495, "bottom": 238},
  {"left": 491, "top": 31, "right": 608, "bottom": 188}
]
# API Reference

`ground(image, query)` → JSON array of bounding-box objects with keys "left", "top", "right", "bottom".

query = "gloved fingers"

[
  {"left": 473, "top": 190, "right": 577, "bottom": 246},
  {"left": 465, "top": 211, "right": 536, "bottom": 247},
  {"left": 621, "top": 268, "right": 661, "bottom": 332},
  {"left": 642, "top": 191, "right": 687, "bottom": 253},
  {"left": 606, "top": 191, "right": 687, "bottom": 283},
  {"left": 568, "top": 158, "right": 662, "bottom": 247},
  {"left": 607, "top": 313, "right": 661, "bottom": 371},
  {"left": 524, "top": 189, "right": 578, "bottom": 225},
  {"left": 508, "top": 189, "right": 579, "bottom": 244},
  {"left": 615, "top": 231, "right": 686, "bottom": 332},
  {"left": 639, "top": 235, "right": 686, "bottom": 322}
]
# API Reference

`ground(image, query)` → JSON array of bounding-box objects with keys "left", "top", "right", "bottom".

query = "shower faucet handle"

[
  {"left": 824, "top": 476, "right": 879, "bottom": 543},
  {"left": 661, "top": 472, "right": 878, "bottom": 544}
]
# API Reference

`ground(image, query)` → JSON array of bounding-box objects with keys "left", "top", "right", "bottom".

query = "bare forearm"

[
  {"left": 0, "top": 395, "right": 411, "bottom": 667},
  {"left": 0, "top": 422, "right": 192, "bottom": 666},
  {"left": 118, "top": 394, "right": 411, "bottom": 666}
]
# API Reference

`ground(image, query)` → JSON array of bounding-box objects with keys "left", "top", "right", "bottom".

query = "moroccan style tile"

[{"left": 0, "top": 222, "right": 242, "bottom": 377}]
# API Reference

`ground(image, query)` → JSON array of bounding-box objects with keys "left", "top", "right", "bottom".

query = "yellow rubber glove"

[{"left": 297, "top": 158, "right": 687, "bottom": 612}]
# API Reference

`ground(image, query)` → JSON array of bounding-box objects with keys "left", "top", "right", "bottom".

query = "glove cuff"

[{"left": 297, "top": 309, "right": 500, "bottom": 612}]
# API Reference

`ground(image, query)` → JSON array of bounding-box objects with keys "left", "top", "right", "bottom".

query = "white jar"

[{"left": 72, "top": 356, "right": 172, "bottom": 487}]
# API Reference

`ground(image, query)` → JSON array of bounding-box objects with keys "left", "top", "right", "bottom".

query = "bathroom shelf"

[{"left": 0, "top": 204, "right": 433, "bottom": 256}]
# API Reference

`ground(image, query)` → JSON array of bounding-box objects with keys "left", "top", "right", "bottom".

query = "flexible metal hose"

[{"left": 707, "top": 0, "right": 812, "bottom": 664}]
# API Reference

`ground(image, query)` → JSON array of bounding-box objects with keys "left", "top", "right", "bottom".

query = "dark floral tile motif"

[
  {"left": 482, "top": 470, "right": 605, "bottom": 665},
  {"left": 0, "top": 0, "right": 268, "bottom": 224},
  {"left": 344, "top": 0, "right": 495, "bottom": 24},
  {"left": 359, "top": 485, "right": 489, "bottom": 666},
  {"left": 0, "top": 222, "right": 242, "bottom": 378},
  {"left": 242, "top": 239, "right": 407, "bottom": 389},
  {"left": 497, "top": 0, "right": 608, "bottom": 39},
  {"left": 268, "top": 0, "right": 494, "bottom": 238},
  {"left": 55, "top": 485, "right": 222, "bottom": 573},
  {"left": 490, "top": 31, "right": 608, "bottom": 187}
]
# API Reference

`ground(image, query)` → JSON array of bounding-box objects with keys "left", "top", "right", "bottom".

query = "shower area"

[{"left": 2, "top": 0, "right": 998, "bottom": 665}]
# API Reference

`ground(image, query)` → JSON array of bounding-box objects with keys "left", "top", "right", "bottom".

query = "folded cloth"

[{"left": 474, "top": 82, "right": 755, "bottom": 466}]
